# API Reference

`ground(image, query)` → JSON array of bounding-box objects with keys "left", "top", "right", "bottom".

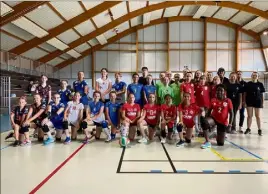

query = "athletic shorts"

[
  {"left": 93, "top": 121, "right": 102, "bottom": 127},
  {"left": 203, "top": 117, "right": 227, "bottom": 133},
  {"left": 246, "top": 99, "right": 263, "bottom": 108},
  {"left": 50, "top": 118, "right": 63, "bottom": 130}
]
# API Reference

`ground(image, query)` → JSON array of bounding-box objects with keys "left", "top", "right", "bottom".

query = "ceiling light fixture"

[{"left": 263, "top": 31, "right": 268, "bottom": 35}]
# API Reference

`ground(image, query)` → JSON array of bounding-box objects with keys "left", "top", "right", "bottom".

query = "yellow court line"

[
  {"left": 196, "top": 138, "right": 227, "bottom": 160},
  {"left": 225, "top": 158, "right": 268, "bottom": 161}
]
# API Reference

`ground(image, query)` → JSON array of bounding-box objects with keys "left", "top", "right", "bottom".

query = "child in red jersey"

[
  {"left": 210, "top": 76, "right": 221, "bottom": 99},
  {"left": 194, "top": 75, "right": 211, "bottom": 135},
  {"left": 180, "top": 72, "right": 195, "bottom": 104},
  {"left": 160, "top": 94, "right": 177, "bottom": 144},
  {"left": 137, "top": 93, "right": 160, "bottom": 143},
  {"left": 200, "top": 84, "right": 234, "bottom": 149},
  {"left": 121, "top": 93, "right": 141, "bottom": 141},
  {"left": 176, "top": 92, "right": 201, "bottom": 147}
]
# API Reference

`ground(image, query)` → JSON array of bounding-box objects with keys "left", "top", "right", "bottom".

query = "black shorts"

[
  {"left": 246, "top": 99, "right": 263, "bottom": 108},
  {"left": 93, "top": 121, "right": 102, "bottom": 127},
  {"left": 148, "top": 124, "right": 157, "bottom": 129},
  {"left": 202, "top": 117, "right": 227, "bottom": 133}
]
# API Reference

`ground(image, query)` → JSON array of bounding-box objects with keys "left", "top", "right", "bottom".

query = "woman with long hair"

[{"left": 243, "top": 72, "right": 265, "bottom": 136}]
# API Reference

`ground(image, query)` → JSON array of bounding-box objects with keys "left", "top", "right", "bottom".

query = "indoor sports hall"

[{"left": 1, "top": 1, "right": 268, "bottom": 194}]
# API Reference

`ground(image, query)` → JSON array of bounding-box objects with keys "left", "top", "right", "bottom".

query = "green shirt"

[
  {"left": 158, "top": 85, "right": 173, "bottom": 104},
  {"left": 170, "top": 82, "right": 181, "bottom": 105},
  {"left": 156, "top": 81, "right": 164, "bottom": 97}
]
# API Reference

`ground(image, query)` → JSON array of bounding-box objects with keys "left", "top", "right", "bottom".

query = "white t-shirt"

[
  {"left": 67, "top": 101, "right": 84, "bottom": 124},
  {"left": 96, "top": 78, "right": 111, "bottom": 100}
]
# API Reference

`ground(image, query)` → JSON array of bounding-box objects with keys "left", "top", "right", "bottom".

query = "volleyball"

[{"left": 119, "top": 136, "right": 129, "bottom": 147}]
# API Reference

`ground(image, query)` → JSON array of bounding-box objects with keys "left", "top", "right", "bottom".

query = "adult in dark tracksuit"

[
  {"left": 226, "top": 72, "right": 243, "bottom": 134},
  {"left": 244, "top": 72, "right": 265, "bottom": 136},
  {"left": 236, "top": 71, "right": 247, "bottom": 133}
]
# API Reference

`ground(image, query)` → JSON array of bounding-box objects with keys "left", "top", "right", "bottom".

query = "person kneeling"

[
  {"left": 41, "top": 94, "right": 65, "bottom": 145},
  {"left": 160, "top": 94, "right": 177, "bottom": 144},
  {"left": 82, "top": 91, "right": 110, "bottom": 144},
  {"left": 137, "top": 93, "right": 160, "bottom": 143},
  {"left": 63, "top": 92, "right": 84, "bottom": 143},
  {"left": 8, "top": 96, "right": 29, "bottom": 146},
  {"left": 176, "top": 92, "right": 201, "bottom": 147},
  {"left": 200, "top": 84, "right": 233, "bottom": 149},
  {"left": 120, "top": 93, "right": 141, "bottom": 145}
]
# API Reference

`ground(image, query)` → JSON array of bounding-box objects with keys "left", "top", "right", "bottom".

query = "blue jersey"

[
  {"left": 57, "top": 89, "right": 71, "bottom": 105},
  {"left": 127, "top": 83, "right": 143, "bottom": 105},
  {"left": 112, "top": 81, "right": 126, "bottom": 92},
  {"left": 88, "top": 101, "right": 104, "bottom": 116},
  {"left": 73, "top": 80, "right": 89, "bottom": 105},
  {"left": 105, "top": 101, "right": 120, "bottom": 126},
  {"left": 112, "top": 81, "right": 127, "bottom": 104},
  {"left": 49, "top": 101, "right": 65, "bottom": 120},
  {"left": 143, "top": 85, "right": 156, "bottom": 99}
]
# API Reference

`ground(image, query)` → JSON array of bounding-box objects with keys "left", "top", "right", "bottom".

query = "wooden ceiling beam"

[
  {"left": 8, "top": 1, "right": 121, "bottom": 55},
  {"left": 39, "top": 1, "right": 265, "bottom": 64},
  {"left": 55, "top": 16, "right": 261, "bottom": 70},
  {"left": 0, "top": 1, "right": 47, "bottom": 27}
]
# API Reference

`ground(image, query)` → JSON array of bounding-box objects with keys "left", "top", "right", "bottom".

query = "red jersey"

[
  {"left": 195, "top": 84, "right": 210, "bottom": 108},
  {"left": 180, "top": 82, "right": 195, "bottom": 104},
  {"left": 211, "top": 85, "right": 217, "bottom": 99},
  {"left": 122, "top": 103, "right": 140, "bottom": 121},
  {"left": 210, "top": 98, "right": 233, "bottom": 126},
  {"left": 143, "top": 104, "right": 159, "bottom": 125},
  {"left": 161, "top": 104, "right": 177, "bottom": 121},
  {"left": 178, "top": 103, "right": 201, "bottom": 128}
]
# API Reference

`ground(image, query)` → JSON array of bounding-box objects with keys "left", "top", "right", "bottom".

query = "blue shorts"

[{"left": 51, "top": 118, "right": 63, "bottom": 130}]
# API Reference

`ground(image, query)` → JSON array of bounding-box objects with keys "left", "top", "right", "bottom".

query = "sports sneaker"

[
  {"left": 258, "top": 129, "right": 262, "bottom": 136},
  {"left": 21, "top": 140, "right": 31, "bottom": 146},
  {"left": 44, "top": 137, "right": 55, "bottom": 145},
  {"left": 138, "top": 137, "right": 147, "bottom": 144},
  {"left": 161, "top": 138, "right": 166, "bottom": 144},
  {"left": 176, "top": 140, "right": 185, "bottom": 147},
  {"left": 238, "top": 128, "right": 243, "bottom": 134},
  {"left": 244, "top": 128, "right": 251, "bottom": 134},
  {"left": 230, "top": 130, "right": 237, "bottom": 134},
  {"left": 13, "top": 140, "right": 20, "bottom": 147},
  {"left": 83, "top": 137, "right": 89, "bottom": 144},
  {"left": 105, "top": 136, "right": 111, "bottom": 142},
  {"left": 201, "top": 141, "right": 211, "bottom": 149},
  {"left": 64, "top": 137, "right": 71, "bottom": 144},
  {"left": 5, "top": 132, "right": 14, "bottom": 140}
]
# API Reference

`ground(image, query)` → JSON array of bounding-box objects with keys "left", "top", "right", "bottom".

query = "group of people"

[{"left": 6, "top": 66, "right": 266, "bottom": 149}]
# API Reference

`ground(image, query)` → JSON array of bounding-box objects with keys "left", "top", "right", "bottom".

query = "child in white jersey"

[
  {"left": 96, "top": 68, "right": 112, "bottom": 103},
  {"left": 63, "top": 92, "right": 84, "bottom": 143}
]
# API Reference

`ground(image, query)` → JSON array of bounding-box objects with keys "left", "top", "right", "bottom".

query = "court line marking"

[
  {"left": 225, "top": 140, "right": 263, "bottom": 160},
  {"left": 119, "top": 171, "right": 268, "bottom": 174},
  {"left": 116, "top": 147, "right": 125, "bottom": 173},
  {"left": 0, "top": 144, "right": 11, "bottom": 150},
  {"left": 122, "top": 159, "right": 266, "bottom": 162},
  {"left": 196, "top": 138, "right": 226, "bottom": 160},
  {"left": 159, "top": 138, "right": 176, "bottom": 173},
  {"left": 29, "top": 143, "right": 85, "bottom": 194}
]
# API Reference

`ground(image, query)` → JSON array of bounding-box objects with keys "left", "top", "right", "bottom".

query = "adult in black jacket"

[
  {"left": 138, "top": 67, "right": 154, "bottom": 86},
  {"left": 244, "top": 72, "right": 265, "bottom": 136},
  {"left": 217, "top": 67, "right": 229, "bottom": 86},
  {"left": 236, "top": 71, "right": 247, "bottom": 133},
  {"left": 226, "top": 72, "right": 243, "bottom": 134}
]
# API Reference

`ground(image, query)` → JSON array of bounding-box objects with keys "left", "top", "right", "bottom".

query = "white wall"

[
  {"left": 58, "top": 55, "right": 92, "bottom": 87},
  {"left": 59, "top": 22, "right": 267, "bottom": 87}
]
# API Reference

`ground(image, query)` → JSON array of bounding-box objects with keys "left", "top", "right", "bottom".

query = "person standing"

[
  {"left": 170, "top": 73, "right": 181, "bottom": 106},
  {"left": 96, "top": 68, "right": 112, "bottom": 103},
  {"left": 243, "top": 72, "right": 265, "bottom": 136},
  {"left": 73, "top": 71, "right": 89, "bottom": 106},
  {"left": 138, "top": 67, "right": 154, "bottom": 86},
  {"left": 236, "top": 71, "right": 247, "bottom": 133},
  {"left": 217, "top": 67, "right": 229, "bottom": 86},
  {"left": 226, "top": 72, "right": 243, "bottom": 134}
]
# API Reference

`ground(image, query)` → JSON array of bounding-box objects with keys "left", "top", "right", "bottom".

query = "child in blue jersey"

[
  {"left": 58, "top": 80, "right": 71, "bottom": 105},
  {"left": 112, "top": 72, "right": 127, "bottom": 105},
  {"left": 143, "top": 74, "right": 156, "bottom": 104},
  {"left": 105, "top": 91, "right": 121, "bottom": 140},
  {"left": 73, "top": 71, "right": 89, "bottom": 106},
  {"left": 82, "top": 91, "right": 110, "bottom": 143},
  {"left": 127, "top": 73, "right": 143, "bottom": 106},
  {"left": 41, "top": 93, "right": 65, "bottom": 145}
]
